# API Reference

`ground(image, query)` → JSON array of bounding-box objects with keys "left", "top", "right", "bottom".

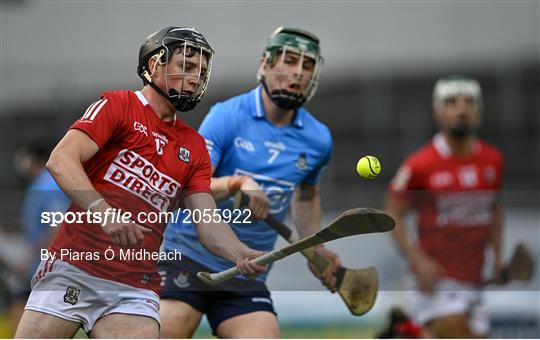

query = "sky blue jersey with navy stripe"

[{"left": 163, "top": 86, "right": 333, "bottom": 281}]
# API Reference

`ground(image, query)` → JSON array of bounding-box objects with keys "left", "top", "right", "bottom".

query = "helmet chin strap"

[
  {"left": 143, "top": 61, "right": 197, "bottom": 112},
  {"left": 142, "top": 76, "right": 197, "bottom": 112},
  {"left": 166, "top": 88, "right": 198, "bottom": 112},
  {"left": 260, "top": 76, "right": 306, "bottom": 110}
]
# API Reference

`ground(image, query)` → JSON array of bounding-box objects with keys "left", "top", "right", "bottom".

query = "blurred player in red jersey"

[
  {"left": 386, "top": 76, "right": 504, "bottom": 338},
  {"left": 15, "top": 26, "right": 267, "bottom": 338}
]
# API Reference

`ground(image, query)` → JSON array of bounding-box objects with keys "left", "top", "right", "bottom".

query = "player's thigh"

[
  {"left": 160, "top": 298, "right": 203, "bottom": 338},
  {"left": 9, "top": 298, "right": 27, "bottom": 337},
  {"left": 216, "top": 311, "right": 279, "bottom": 339},
  {"left": 89, "top": 313, "right": 159, "bottom": 338},
  {"left": 426, "top": 313, "right": 478, "bottom": 338},
  {"left": 15, "top": 309, "right": 81, "bottom": 338}
]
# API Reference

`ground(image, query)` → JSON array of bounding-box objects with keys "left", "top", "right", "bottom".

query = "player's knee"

[
  {"left": 122, "top": 321, "right": 159, "bottom": 339},
  {"left": 219, "top": 325, "right": 280, "bottom": 339},
  {"left": 93, "top": 316, "right": 159, "bottom": 338},
  {"left": 159, "top": 299, "right": 202, "bottom": 338},
  {"left": 257, "top": 321, "right": 280, "bottom": 338},
  {"left": 224, "top": 326, "right": 280, "bottom": 339},
  {"left": 15, "top": 310, "right": 80, "bottom": 338},
  {"left": 243, "top": 318, "right": 279, "bottom": 338},
  {"left": 426, "top": 314, "right": 477, "bottom": 338},
  {"left": 217, "top": 312, "right": 279, "bottom": 339}
]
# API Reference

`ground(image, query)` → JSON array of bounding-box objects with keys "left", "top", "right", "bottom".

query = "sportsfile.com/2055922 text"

[{"left": 40, "top": 208, "right": 252, "bottom": 227}]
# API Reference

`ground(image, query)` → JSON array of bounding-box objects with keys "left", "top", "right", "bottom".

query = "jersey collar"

[
  {"left": 135, "top": 90, "right": 149, "bottom": 106},
  {"left": 433, "top": 133, "right": 481, "bottom": 158},
  {"left": 135, "top": 90, "right": 177, "bottom": 127},
  {"left": 252, "top": 86, "right": 304, "bottom": 128}
]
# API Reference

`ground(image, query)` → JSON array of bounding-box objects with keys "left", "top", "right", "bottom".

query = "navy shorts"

[{"left": 158, "top": 254, "right": 276, "bottom": 333}]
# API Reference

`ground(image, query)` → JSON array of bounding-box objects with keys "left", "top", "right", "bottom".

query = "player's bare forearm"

[
  {"left": 209, "top": 166, "right": 248, "bottom": 202},
  {"left": 184, "top": 192, "right": 252, "bottom": 262},
  {"left": 386, "top": 194, "right": 439, "bottom": 292},
  {"left": 210, "top": 176, "right": 233, "bottom": 202},
  {"left": 291, "top": 184, "right": 322, "bottom": 239},
  {"left": 211, "top": 173, "right": 270, "bottom": 220},
  {"left": 48, "top": 130, "right": 152, "bottom": 247},
  {"left": 385, "top": 195, "right": 418, "bottom": 260},
  {"left": 47, "top": 129, "right": 103, "bottom": 210}
]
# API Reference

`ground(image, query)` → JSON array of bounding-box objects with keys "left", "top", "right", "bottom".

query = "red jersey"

[
  {"left": 49, "top": 90, "right": 211, "bottom": 293},
  {"left": 389, "top": 133, "right": 504, "bottom": 284}
]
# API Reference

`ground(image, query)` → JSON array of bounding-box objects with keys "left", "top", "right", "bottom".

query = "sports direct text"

[
  {"left": 105, "top": 149, "right": 180, "bottom": 211},
  {"left": 41, "top": 208, "right": 252, "bottom": 227}
]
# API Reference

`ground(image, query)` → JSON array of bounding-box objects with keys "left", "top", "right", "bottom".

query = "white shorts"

[
  {"left": 408, "top": 277, "right": 489, "bottom": 335},
  {"left": 25, "top": 258, "right": 160, "bottom": 333}
]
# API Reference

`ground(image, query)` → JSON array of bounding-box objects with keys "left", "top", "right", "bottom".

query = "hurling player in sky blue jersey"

[{"left": 159, "top": 27, "right": 340, "bottom": 338}]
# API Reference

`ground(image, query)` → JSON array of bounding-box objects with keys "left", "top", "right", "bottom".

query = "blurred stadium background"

[{"left": 1, "top": 1, "right": 538, "bottom": 338}]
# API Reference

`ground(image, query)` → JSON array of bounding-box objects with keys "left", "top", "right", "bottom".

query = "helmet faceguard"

[
  {"left": 137, "top": 27, "right": 214, "bottom": 112},
  {"left": 258, "top": 27, "right": 323, "bottom": 110}
]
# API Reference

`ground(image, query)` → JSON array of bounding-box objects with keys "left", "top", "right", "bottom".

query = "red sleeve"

[
  {"left": 388, "top": 158, "right": 423, "bottom": 202},
  {"left": 182, "top": 141, "right": 212, "bottom": 198},
  {"left": 69, "top": 92, "right": 125, "bottom": 148}
]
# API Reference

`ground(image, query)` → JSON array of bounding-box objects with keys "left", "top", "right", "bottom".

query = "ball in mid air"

[{"left": 356, "top": 156, "right": 381, "bottom": 179}]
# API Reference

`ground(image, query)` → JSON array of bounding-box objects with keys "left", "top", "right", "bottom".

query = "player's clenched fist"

[
  {"left": 91, "top": 200, "right": 152, "bottom": 246},
  {"left": 104, "top": 221, "right": 153, "bottom": 247},
  {"left": 244, "top": 178, "right": 270, "bottom": 220},
  {"left": 308, "top": 246, "right": 342, "bottom": 293},
  {"left": 236, "top": 177, "right": 270, "bottom": 220},
  {"left": 235, "top": 248, "right": 268, "bottom": 278}
]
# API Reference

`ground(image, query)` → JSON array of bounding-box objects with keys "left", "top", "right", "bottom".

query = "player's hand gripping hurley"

[
  {"left": 197, "top": 197, "right": 395, "bottom": 287},
  {"left": 232, "top": 191, "right": 384, "bottom": 316}
]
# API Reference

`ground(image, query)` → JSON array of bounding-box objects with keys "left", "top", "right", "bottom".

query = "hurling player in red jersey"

[
  {"left": 15, "top": 27, "right": 267, "bottom": 339},
  {"left": 386, "top": 76, "right": 504, "bottom": 338}
]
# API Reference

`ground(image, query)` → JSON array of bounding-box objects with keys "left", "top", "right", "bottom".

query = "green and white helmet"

[
  {"left": 433, "top": 75, "right": 483, "bottom": 111},
  {"left": 258, "top": 27, "right": 323, "bottom": 110}
]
